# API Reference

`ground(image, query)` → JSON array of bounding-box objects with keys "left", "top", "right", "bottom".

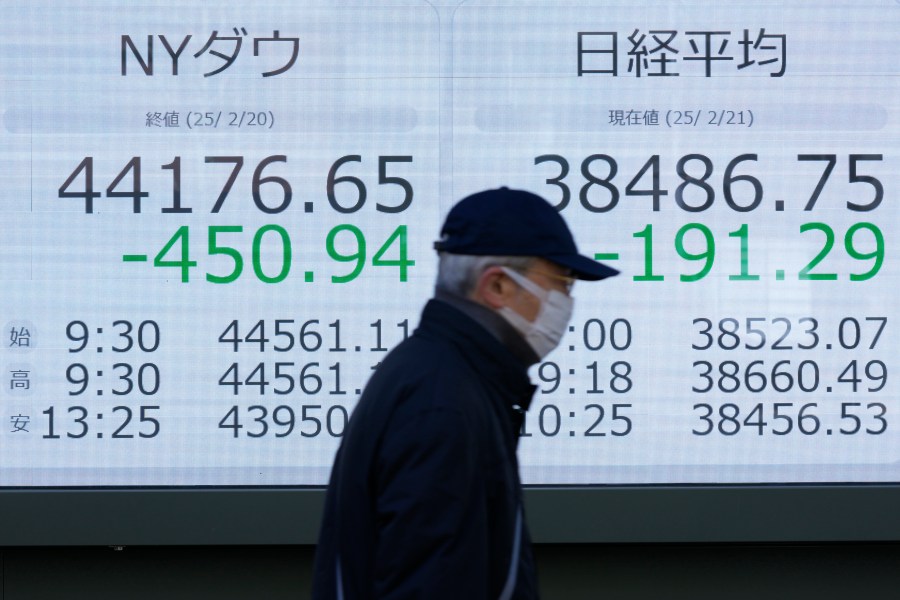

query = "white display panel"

[{"left": 0, "top": 0, "right": 897, "bottom": 487}]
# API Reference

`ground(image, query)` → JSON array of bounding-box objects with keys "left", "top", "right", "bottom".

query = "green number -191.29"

[{"left": 631, "top": 222, "right": 883, "bottom": 282}]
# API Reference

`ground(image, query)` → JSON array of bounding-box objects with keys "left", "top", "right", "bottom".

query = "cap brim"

[{"left": 549, "top": 253, "right": 620, "bottom": 281}]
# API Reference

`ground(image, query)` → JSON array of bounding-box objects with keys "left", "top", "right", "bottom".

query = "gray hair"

[{"left": 436, "top": 252, "right": 535, "bottom": 297}]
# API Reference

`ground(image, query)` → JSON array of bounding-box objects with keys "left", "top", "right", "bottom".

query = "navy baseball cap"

[{"left": 434, "top": 187, "right": 619, "bottom": 281}]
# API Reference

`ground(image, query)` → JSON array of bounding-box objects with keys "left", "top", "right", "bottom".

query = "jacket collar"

[
  {"left": 433, "top": 288, "right": 541, "bottom": 367},
  {"left": 416, "top": 298, "right": 537, "bottom": 412}
]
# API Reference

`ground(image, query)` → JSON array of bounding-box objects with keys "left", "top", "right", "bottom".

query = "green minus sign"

[
  {"left": 123, "top": 254, "right": 148, "bottom": 262},
  {"left": 594, "top": 253, "right": 620, "bottom": 260}
]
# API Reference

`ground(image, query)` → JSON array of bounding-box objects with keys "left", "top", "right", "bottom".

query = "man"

[{"left": 312, "top": 187, "right": 618, "bottom": 599}]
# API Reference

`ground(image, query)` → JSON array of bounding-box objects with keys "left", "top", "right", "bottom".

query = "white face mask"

[{"left": 497, "top": 267, "right": 575, "bottom": 359}]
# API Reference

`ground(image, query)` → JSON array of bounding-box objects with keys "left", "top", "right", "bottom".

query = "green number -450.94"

[{"left": 150, "top": 224, "right": 414, "bottom": 283}]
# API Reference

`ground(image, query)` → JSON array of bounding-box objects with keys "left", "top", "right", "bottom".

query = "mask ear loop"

[{"left": 499, "top": 267, "right": 548, "bottom": 302}]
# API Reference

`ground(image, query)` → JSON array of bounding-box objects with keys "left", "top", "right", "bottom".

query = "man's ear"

[{"left": 472, "top": 266, "right": 515, "bottom": 309}]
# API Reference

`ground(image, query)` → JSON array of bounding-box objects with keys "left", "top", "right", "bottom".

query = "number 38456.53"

[{"left": 693, "top": 402, "right": 886, "bottom": 436}]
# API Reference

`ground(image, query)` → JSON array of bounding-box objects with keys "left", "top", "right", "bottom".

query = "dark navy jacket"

[{"left": 312, "top": 299, "right": 539, "bottom": 599}]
